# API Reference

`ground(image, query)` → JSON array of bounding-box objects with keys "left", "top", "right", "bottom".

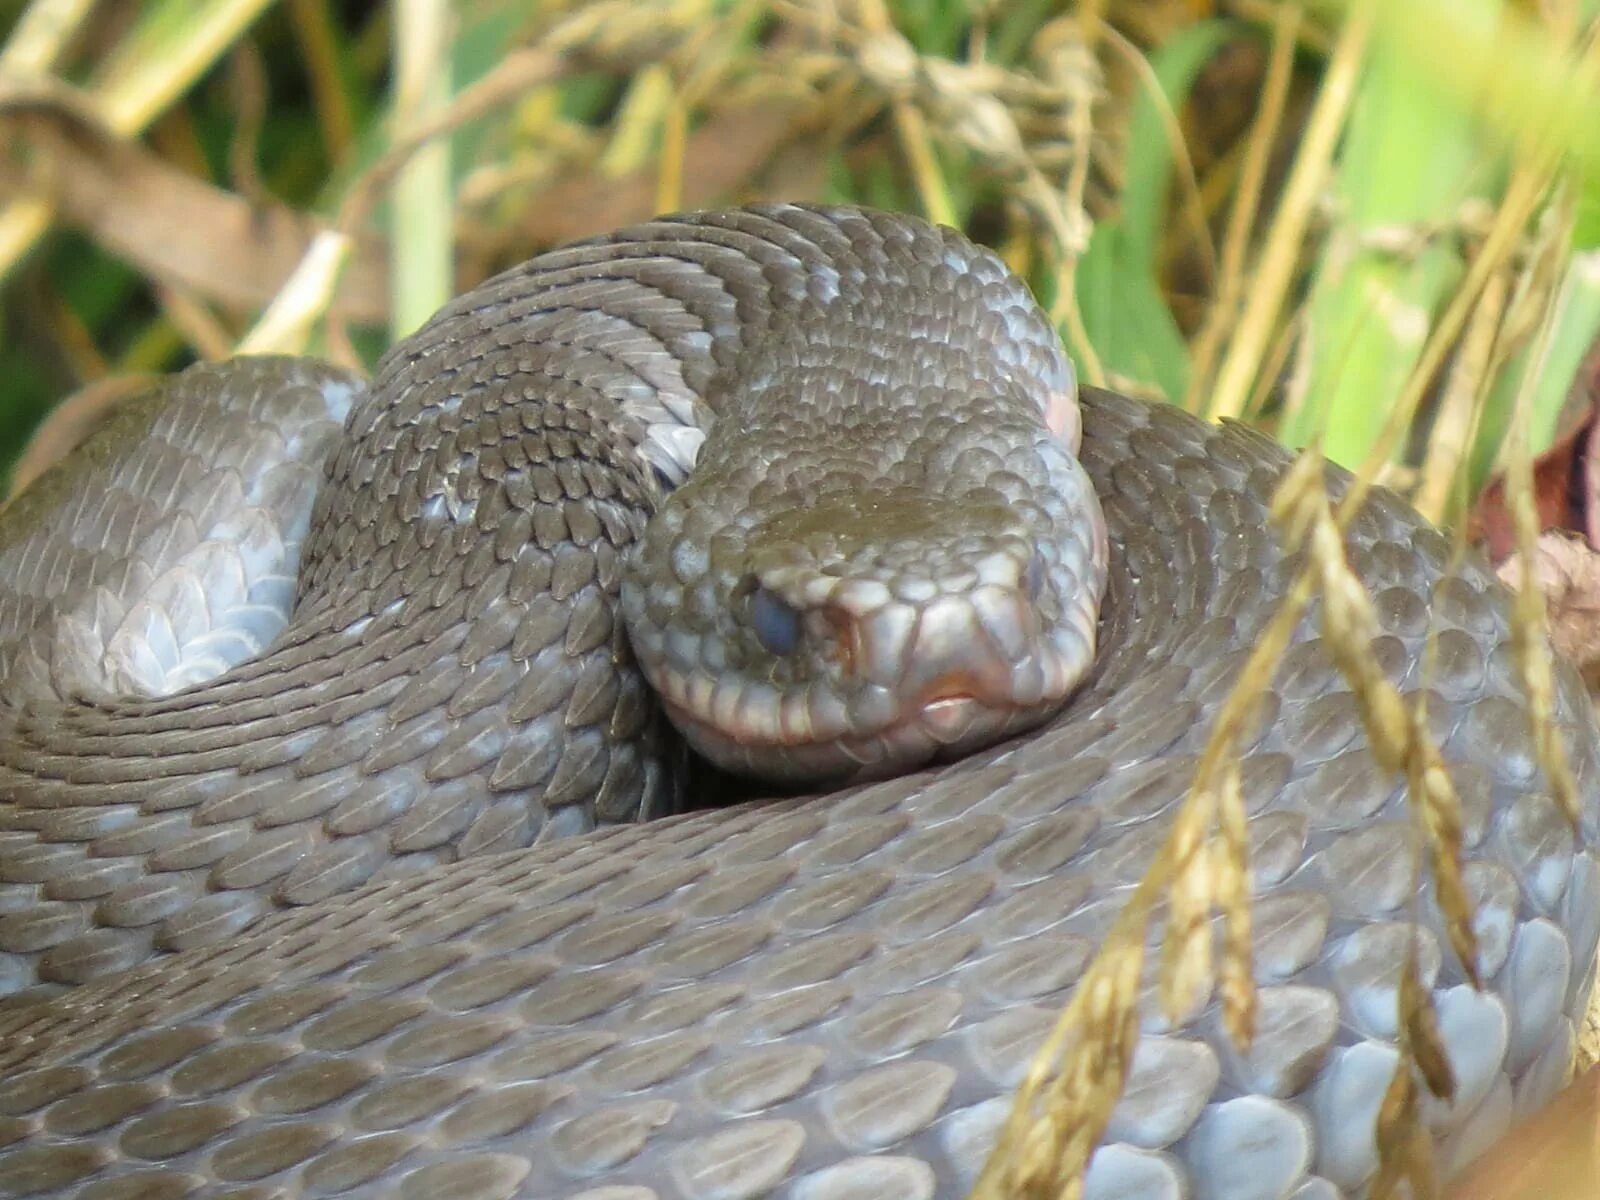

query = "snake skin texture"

[{"left": 0, "top": 206, "right": 1598, "bottom": 1199}]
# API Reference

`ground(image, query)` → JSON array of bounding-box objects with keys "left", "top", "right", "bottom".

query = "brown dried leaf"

[
  {"left": 1472, "top": 337, "right": 1600, "bottom": 562},
  {"left": 0, "top": 97, "right": 389, "bottom": 322},
  {"left": 471, "top": 96, "right": 817, "bottom": 261},
  {"left": 1471, "top": 414, "right": 1592, "bottom": 562},
  {"left": 1497, "top": 530, "right": 1600, "bottom": 694}
]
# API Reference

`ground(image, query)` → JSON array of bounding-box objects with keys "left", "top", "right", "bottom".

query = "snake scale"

[{"left": 0, "top": 205, "right": 1596, "bottom": 1200}]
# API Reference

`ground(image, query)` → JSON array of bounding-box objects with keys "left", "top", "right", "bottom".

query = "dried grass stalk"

[
  {"left": 1506, "top": 445, "right": 1584, "bottom": 829},
  {"left": 1413, "top": 729, "right": 1481, "bottom": 986},
  {"left": 1157, "top": 778, "right": 1217, "bottom": 1025},
  {"left": 1276, "top": 453, "right": 1491, "bottom": 1199},
  {"left": 1213, "top": 760, "right": 1255, "bottom": 1046},
  {"left": 1372, "top": 956, "right": 1455, "bottom": 1200},
  {"left": 971, "top": 930, "right": 1145, "bottom": 1200}
]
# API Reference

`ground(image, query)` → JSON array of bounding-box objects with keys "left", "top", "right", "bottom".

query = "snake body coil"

[{"left": 0, "top": 206, "right": 1596, "bottom": 1199}]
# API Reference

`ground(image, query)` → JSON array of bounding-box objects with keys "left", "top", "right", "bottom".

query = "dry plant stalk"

[
  {"left": 1158, "top": 761, "right": 1251, "bottom": 1031},
  {"left": 777, "top": 0, "right": 1102, "bottom": 377},
  {"left": 1279, "top": 454, "right": 1478, "bottom": 1198},
  {"left": 1205, "top": 0, "right": 1375, "bottom": 422},
  {"left": 976, "top": 429, "right": 1495, "bottom": 1196},
  {"left": 1184, "top": 0, "right": 1301, "bottom": 414},
  {"left": 1413, "top": 265, "right": 1509, "bottom": 523},
  {"left": 972, "top": 452, "right": 1325, "bottom": 1199},
  {"left": 1371, "top": 960, "right": 1448, "bottom": 1200},
  {"left": 1505, "top": 412, "right": 1584, "bottom": 832}
]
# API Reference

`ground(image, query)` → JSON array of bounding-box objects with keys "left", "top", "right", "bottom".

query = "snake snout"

[{"left": 889, "top": 557, "right": 1075, "bottom": 747}]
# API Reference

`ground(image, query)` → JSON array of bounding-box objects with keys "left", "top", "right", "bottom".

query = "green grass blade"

[
  {"left": 1076, "top": 19, "right": 1236, "bottom": 400},
  {"left": 1282, "top": 1, "right": 1498, "bottom": 462}
]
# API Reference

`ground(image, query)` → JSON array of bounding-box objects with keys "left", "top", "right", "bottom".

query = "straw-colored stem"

[
  {"left": 1205, "top": 0, "right": 1373, "bottom": 422},
  {"left": 1185, "top": 1, "right": 1301, "bottom": 414}
]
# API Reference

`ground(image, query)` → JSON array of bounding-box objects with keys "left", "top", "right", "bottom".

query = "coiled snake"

[{"left": 0, "top": 206, "right": 1596, "bottom": 1199}]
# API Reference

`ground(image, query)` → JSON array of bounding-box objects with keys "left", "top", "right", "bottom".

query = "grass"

[{"left": 2, "top": 0, "right": 1598, "bottom": 1196}]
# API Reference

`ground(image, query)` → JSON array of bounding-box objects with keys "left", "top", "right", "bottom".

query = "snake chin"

[{"left": 653, "top": 662, "right": 1083, "bottom": 787}]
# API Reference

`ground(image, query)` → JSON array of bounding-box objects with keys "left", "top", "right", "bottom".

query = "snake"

[{"left": 0, "top": 205, "right": 1595, "bottom": 1200}]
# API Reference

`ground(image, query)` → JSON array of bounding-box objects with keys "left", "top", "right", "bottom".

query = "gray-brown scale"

[{"left": 0, "top": 206, "right": 1596, "bottom": 1200}]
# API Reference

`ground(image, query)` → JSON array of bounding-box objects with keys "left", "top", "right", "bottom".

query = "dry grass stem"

[
  {"left": 1344, "top": 105, "right": 1577, "bottom": 501},
  {"left": 1372, "top": 958, "right": 1454, "bottom": 1199},
  {"left": 235, "top": 230, "right": 352, "bottom": 357},
  {"left": 1157, "top": 778, "right": 1217, "bottom": 1025},
  {"left": 1206, "top": 0, "right": 1374, "bottom": 421},
  {"left": 1213, "top": 759, "right": 1255, "bottom": 1045},
  {"left": 286, "top": 0, "right": 355, "bottom": 162},
  {"left": 1184, "top": 0, "right": 1301, "bottom": 414},
  {"left": 893, "top": 99, "right": 958, "bottom": 227},
  {"left": 1302, "top": 492, "right": 1411, "bottom": 769},
  {"left": 1101, "top": 23, "right": 1216, "bottom": 283},
  {"left": 971, "top": 919, "right": 1146, "bottom": 1200},
  {"left": 1414, "top": 266, "right": 1508, "bottom": 523},
  {"left": 2, "top": 0, "right": 97, "bottom": 76},
  {"left": 1372, "top": 1055, "right": 1431, "bottom": 1200},
  {"left": 784, "top": 1, "right": 1102, "bottom": 379},
  {"left": 1, "top": 0, "right": 285, "bottom": 277},
  {"left": 0, "top": 100, "right": 390, "bottom": 320},
  {"left": 656, "top": 94, "right": 688, "bottom": 215},
  {"left": 1492, "top": 202, "right": 1585, "bottom": 832},
  {"left": 154, "top": 281, "right": 236, "bottom": 361},
  {"left": 1050, "top": 106, "right": 1105, "bottom": 385},
  {"left": 1277, "top": 452, "right": 1506, "bottom": 1195},
  {"left": 1414, "top": 730, "right": 1482, "bottom": 988},
  {"left": 975, "top": 451, "right": 1363, "bottom": 1196},
  {"left": 334, "top": 47, "right": 568, "bottom": 241}
]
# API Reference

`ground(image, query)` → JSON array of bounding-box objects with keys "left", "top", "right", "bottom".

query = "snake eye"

[{"left": 749, "top": 585, "right": 802, "bottom": 656}]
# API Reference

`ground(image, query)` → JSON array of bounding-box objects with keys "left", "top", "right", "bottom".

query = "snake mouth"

[
  {"left": 661, "top": 697, "right": 1045, "bottom": 784},
  {"left": 917, "top": 691, "right": 983, "bottom": 742},
  {"left": 653, "top": 660, "right": 1076, "bottom": 786}
]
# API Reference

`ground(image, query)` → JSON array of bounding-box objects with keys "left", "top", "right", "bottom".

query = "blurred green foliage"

[{"left": 1, "top": 0, "right": 1597, "bottom": 520}]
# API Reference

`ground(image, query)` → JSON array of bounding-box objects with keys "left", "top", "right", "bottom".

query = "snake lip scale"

[{"left": 0, "top": 204, "right": 1596, "bottom": 1200}]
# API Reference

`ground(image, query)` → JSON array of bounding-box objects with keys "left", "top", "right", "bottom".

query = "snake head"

[{"left": 622, "top": 466, "right": 1107, "bottom": 785}]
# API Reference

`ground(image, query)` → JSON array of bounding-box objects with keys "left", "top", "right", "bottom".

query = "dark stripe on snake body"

[{"left": 0, "top": 206, "right": 1595, "bottom": 1200}]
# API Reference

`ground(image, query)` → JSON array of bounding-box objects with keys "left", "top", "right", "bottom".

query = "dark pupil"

[{"left": 751, "top": 587, "right": 802, "bottom": 656}]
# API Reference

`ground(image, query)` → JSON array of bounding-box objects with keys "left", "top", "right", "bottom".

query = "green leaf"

[
  {"left": 1074, "top": 18, "right": 1237, "bottom": 400},
  {"left": 1575, "top": 166, "right": 1600, "bottom": 252}
]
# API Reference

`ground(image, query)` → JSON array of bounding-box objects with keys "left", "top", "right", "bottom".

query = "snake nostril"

[{"left": 820, "top": 605, "right": 864, "bottom": 676}]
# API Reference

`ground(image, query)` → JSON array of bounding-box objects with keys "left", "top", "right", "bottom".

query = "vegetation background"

[
  {"left": 3, "top": 0, "right": 1599, "bottom": 513},
  {"left": 1, "top": 0, "right": 1598, "bottom": 1195}
]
